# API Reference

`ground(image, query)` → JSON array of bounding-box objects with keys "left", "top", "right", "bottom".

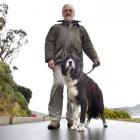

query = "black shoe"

[
  {"left": 67, "top": 120, "right": 73, "bottom": 128},
  {"left": 48, "top": 120, "right": 60, "bottom": 129}
]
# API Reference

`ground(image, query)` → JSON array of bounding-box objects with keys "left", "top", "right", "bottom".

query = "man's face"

[{"left": 62, "top": 5, "right": 75, "bottom": 22}]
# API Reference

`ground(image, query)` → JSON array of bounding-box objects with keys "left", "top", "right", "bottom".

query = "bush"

[
  {"left": 104, "top": 108, "right": 131, "bottom": 119},
  {"left": 17, "top": 85, "right": 32, "bottom": 103},
  {"left": 14, "top": 91, "right": 28, "bottom": 109}
]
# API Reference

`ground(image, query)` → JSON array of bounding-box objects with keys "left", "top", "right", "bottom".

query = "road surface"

[{"left": 0, "top": 119, "right": 140, "bottom": 140}]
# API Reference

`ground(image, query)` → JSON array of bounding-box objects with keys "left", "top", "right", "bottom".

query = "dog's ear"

[
  {"left": 71, "top": 59, "right": 83, "bottom": 79},
  {"left": 76, "top": 60, "right": 83, "bottom": 77},
  {"left": 60, "top": 57, "right": 68, "bottom": 75}
]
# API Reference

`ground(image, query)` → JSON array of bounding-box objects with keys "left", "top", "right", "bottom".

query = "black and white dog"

[{"left": 61, "top": 54, "right": 107, "bottom": 132}]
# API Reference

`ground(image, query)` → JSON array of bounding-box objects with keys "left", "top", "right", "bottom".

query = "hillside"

[
  {"left": 114, "top": 104, "right": 140, "bottom": 118},
  {"left": 0, "top": 61, "right": 31, "bottom": 116}
]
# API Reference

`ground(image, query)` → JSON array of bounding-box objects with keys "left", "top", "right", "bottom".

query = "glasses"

[{"left": 63, "top": 9, "right": 73, "bottom": 13}]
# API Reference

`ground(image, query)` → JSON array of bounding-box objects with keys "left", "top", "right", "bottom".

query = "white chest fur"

[
  {"left": 64, "top": 69, "right": 78, "bottom": 102},
  {"left": 67, "top": 85, "right": 78, "bottom": 102}
]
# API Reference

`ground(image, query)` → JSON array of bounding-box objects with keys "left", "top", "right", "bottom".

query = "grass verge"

[{"left": 115, "top": 118, "right": 140, "bottom": 123}]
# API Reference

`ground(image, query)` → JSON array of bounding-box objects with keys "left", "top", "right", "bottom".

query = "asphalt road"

[{"left": 0, "top": 119, "right": 140, "bottom": 140}]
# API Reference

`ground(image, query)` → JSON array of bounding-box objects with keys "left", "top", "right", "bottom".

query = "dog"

[{"left": 61, "top": 54, "right": 107, "bottom": 132}]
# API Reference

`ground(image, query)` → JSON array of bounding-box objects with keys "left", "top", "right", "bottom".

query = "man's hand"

[
  {"left": 48, "top": 59, "right": 55, "bottom": 70},
  {"left": 93, "top": 58, "right": 100, "bottom": 67}
]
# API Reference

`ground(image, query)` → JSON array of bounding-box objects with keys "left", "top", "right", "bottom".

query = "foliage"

[
  {"left": 121, "top": 118, "right": 140, "bottom": 123},
  {"left": 0, "top": 3, "right": 28, "bottom": 65},
  {"left": 17, "top": 85, "right": 32, "bottom": 103},
  {"left": 0, "top": 3, "right": 8, "bottom": 18},
  {"left": 0, "top": 3, "right": 31, "bottom": 116},
  {"left": 0, "top": 61, "right": 31, "bottom": 116},
  {"left": 104, "top": 108, "right": 131, "bottom": 119},
  {"left": 0, "top": 28, "right": 28, "bottom": 65},
  {"left": 0, "top": 61, "right": 15, "bottom": 92}
]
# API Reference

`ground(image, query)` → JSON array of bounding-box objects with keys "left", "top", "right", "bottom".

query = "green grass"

[{"left": 114, "top": 118, "right": 140, "bottom": 123}]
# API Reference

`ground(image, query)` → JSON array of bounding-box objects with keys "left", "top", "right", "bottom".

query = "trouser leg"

[
  {"left": 66, "top": 97, "right": 73, "bottom": 121},
  {"left": 48, "top": 65, "right": 64, "bottom": 121}
]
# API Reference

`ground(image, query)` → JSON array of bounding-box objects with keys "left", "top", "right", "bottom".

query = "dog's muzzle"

[{"left": 66, "top": 59, "right": 75, "bottom": 69}]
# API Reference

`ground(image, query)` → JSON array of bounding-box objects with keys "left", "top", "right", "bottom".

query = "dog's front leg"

[
  {"left": 77, "top": 98, "right": 88, "bottom": 132},
  {"left": 70, "top": 103, "right": 79, "bottom": 130}
]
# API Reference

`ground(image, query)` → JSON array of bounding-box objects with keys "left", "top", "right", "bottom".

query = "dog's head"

[{"left": 61, "top": 54, "right": 83, "bottom": 80}]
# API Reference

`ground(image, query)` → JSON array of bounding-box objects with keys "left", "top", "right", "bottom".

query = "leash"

[{"left": 86, "top": 64, "right": 96, "bottom": 75}]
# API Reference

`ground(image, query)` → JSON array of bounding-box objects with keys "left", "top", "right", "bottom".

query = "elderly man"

[{"left": 45, "top": 4, "right": 100, "bottom": 129}]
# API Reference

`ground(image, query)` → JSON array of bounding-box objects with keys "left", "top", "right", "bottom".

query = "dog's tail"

[{"left": 91, "top": 83, "right": 104, "bottom": 118}]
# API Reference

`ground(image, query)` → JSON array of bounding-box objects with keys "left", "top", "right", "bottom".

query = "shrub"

[{"left": 104, "top": 108, "right": 131, "bottom": 119}]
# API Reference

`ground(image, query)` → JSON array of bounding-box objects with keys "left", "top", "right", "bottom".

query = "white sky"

[{"left": 1, "top": 0, "right": 140, "bottom": 114}]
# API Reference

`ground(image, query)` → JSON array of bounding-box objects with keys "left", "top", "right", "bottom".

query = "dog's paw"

[
  {"left": 70, "top": 121, "right": 79, "bottom": 130},
  {"left": 85, "top": 120, "right": 90, "bottom": 127},
  {"left": 76, "top": 123, "right": 85, "bottom": 132},
  {"left": 70, "top": 124, "right": 78, "bottom": 130},
  {"left": 103, "top": 123, "right": 108, "bottom": 128}
]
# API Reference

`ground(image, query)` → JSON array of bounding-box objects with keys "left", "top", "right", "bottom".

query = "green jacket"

[{"left": 45, "top": 20, "right": 99, "bottom": 64}]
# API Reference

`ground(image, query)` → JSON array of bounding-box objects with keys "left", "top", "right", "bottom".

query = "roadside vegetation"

[
  {"left": 104, "top": 108, "right": 140, "bottom": 123},
  {"left": 104, "top": 108, "right": 131, "bottom": 119},
  {"left": 118, "top": 118, "right": 140, "bottom": 123},
  {"left": 0, "top": 3, "right": 32, "bottom": 117},
  {"left": 0, "top": 61, "right": 32, "bottom": 116}
]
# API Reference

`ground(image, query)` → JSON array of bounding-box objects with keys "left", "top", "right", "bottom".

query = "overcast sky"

[{"left": 1, "top": 0, "right": 140, "bottom": 114}]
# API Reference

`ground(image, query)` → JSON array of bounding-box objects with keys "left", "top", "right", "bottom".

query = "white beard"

[{"left": 64, "top": 16, "right": 73, "bottom": 22}]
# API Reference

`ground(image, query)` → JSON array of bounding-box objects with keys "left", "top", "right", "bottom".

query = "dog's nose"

[{"left": 69, "top": 61, "right": 72, "bottom": 66}]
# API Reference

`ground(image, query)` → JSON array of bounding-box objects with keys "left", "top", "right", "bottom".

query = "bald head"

[{"left": 62, "top": 4, "right": 75, "bottom": 22}]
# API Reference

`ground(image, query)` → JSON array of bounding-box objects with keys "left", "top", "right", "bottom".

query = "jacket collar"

[{"left": 57, "top": 20, "right": 81, "bottom": 26}]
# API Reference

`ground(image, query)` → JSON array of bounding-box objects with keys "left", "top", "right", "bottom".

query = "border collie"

[{"left": 61, "top": 54, "right": 107, "bottom": 132}]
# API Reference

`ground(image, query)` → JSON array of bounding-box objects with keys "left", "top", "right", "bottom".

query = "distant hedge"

[
  {"left": 79, "top": 107, "right": 131, "bottom": 119},
  {"left": 104, "top": 108, "right": 131, "bottom": 119}
]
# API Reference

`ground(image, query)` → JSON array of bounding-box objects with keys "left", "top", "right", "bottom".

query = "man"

[{"left": 45, "top": 4, "right": 100, "bottom": 129}]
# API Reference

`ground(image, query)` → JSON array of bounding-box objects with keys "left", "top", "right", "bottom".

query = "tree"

[
  {"left": 17, "top": 85, "right": 32, "bottom": 103},
  {"left": 0, "top": 3, "right": 28, "bottom": 65}
]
